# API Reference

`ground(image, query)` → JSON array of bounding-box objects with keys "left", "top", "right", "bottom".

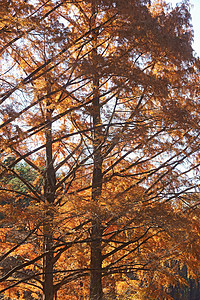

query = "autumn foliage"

[{"left": 1, "top": 0, "right": 200, "bottom": 299}]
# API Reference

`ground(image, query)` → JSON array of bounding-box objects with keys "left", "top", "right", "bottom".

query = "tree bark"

[
  {"left": 90, "top": 2, "right": 103, "bottom": 299},
  {"left": 43, "top": 215, "right": 54, "bottom": 300},
  {"left": 43, "top": 90, "right": 56, "bottom": 300}
]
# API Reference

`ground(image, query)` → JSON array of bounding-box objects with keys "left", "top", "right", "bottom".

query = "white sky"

[{"left": 168, "top": 0, "right": 200, "bottom": 56}]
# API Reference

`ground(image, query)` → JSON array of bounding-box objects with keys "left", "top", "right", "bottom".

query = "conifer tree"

[{"left": 1, "top": 0, "right": 200, "bottom": 299}]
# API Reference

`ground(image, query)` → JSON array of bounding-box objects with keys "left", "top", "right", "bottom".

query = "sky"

[{"left": 168, "top": 0, "right": 200, "bottom": 55}]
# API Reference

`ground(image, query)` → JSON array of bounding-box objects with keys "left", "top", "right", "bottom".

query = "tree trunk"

[
  {"left": 43, "top": 216, "right": 54, "bottom": 300},
  {"left": 43, "top": 91, "right": 56, "bottom": 300},
  {"left": 90, "top": 2, "right": 103, "bottom": 299},
  {"left": 90, "top": 219, "right": 103, "bottom": 300}
]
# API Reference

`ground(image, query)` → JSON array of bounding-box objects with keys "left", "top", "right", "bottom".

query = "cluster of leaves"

[
  {"left": 0, "top": 158, "right": 40, "bottom": 208},
  {"left": 1, "top": 0, "right": 200, "bottom": 299}
]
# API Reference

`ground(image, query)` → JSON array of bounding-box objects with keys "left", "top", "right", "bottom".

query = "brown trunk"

[
  {"left": 43, "top": 91, "right": 56, "bottom": 300},
  {"left": 90, "top": 219, "right": 103, "bottom": 300},
  {"left": 43, "top": 216, "right": 54, "bottom": 300},
  {"left": 90, "top": 2, "right": 103, "bottom": 299}
]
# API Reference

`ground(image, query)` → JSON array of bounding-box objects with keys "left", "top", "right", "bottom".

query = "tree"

[{"left": 0, "top": 0, "right": 200, "bottom": 299}]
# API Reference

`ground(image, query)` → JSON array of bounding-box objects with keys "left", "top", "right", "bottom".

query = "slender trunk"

[
  {"left": 90, "top": 219, "right": 103, "bottom": 300},
  {"left": 43, "top": 91, "right": 56, "bottom": 300},
  {"left": 90, "top": 2, "right": 103, "bottom": 299},
  {"left": 43, "top": 215, "right": 54, "bottom": 300}
]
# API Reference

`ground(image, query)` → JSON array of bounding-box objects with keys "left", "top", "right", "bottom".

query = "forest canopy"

[{"left": 1, "top": 0, "right": 200, "bottom": 299}]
